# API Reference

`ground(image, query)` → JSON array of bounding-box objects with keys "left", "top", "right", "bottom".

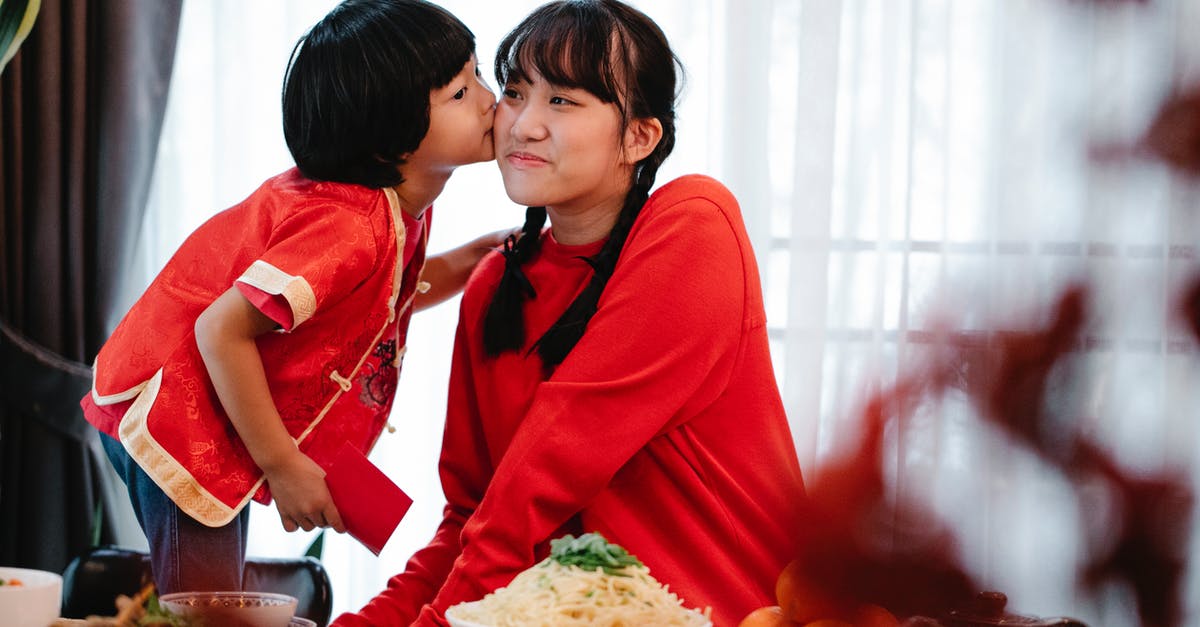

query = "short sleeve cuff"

[
  {"left": 236, "top": 282, "right": 295, "bottom": 330},
  {"left": 234, "top": 260, "right": 316, "bottom": 330}
]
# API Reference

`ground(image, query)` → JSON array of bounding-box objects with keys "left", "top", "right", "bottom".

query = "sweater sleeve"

[
  {"left": 333, "top": 310, "right": 492, "bottom": 626},
  {"left": 417, "top": 190, "right": 750, "bottom": 623}
]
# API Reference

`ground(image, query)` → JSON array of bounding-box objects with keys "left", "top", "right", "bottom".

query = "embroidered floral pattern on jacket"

[{"left": 359, "top": 339, "right": 399, "bottom": 408}]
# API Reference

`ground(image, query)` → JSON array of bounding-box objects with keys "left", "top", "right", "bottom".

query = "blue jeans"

[{"left": 101, "top": 432, "right": 251, "bottom": 594}]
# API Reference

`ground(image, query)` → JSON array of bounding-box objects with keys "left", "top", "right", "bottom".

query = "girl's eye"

[
  {"left": 549, "top": 96, "right": 574, "bottom": 106},
  {"left": 502, "top": 88, "right": 520, "bottom": 99},
  {"left": 453, "top": 87, "right": 467, "bottom": 100}
]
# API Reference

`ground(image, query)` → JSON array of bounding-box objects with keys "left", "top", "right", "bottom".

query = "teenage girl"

[{"left": 339, "top": 1, "right": 805, "bottom": 625}]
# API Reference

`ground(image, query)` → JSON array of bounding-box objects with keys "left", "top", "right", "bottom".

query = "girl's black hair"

[
  {"left": 483, "top": 0, "right": 681, "bottom": 369},
  {"left": 282, "top": 0, "right": 475, "bottom": 189}
]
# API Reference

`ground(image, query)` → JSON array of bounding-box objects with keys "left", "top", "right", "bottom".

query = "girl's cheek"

[{"left": 494, "top": 110, "right": 515, "bottom": 136}]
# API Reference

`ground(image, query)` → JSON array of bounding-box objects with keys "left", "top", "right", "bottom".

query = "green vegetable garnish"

[
  {"left": 139, "top": 591, "right": 191, "bottom": 626},
  {"left": 549, "top": 532, "right": 643, "bottom": 576}
]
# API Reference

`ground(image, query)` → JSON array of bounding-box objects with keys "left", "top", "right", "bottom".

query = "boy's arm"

[
  {"left": 414, "top": 228, "right": 512, "bottom": 311},
  {"left": 194, "top": 288, "right": 345, "bottom": 534}
]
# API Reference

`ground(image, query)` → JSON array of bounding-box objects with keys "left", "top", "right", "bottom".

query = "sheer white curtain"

[{"left": 133, "top": 0, "right": 1200, "bottom": 622}]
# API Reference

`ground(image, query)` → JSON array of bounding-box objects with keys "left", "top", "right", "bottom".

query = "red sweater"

[{"left": 337, "top": 175, "right": 805, "bottom": 627}]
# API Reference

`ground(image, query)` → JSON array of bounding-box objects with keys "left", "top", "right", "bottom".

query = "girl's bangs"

[{"left": 496, "top": 4, "right": 625, "bottom": 105}]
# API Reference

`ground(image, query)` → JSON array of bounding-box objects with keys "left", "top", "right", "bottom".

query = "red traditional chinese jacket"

[{"left": 82, "top": 168, "right": 427, "bottom": 527}]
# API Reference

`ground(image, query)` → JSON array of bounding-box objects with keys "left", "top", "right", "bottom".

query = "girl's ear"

[{"left": 622, "top": 117, "right": 664, "bottom": 165}]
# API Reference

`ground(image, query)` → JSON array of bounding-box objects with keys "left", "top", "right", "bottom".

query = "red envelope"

[{"left": 320, "top": 440, "right": 412, "bottom": 555}]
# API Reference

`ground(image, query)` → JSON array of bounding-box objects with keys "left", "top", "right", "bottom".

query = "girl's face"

[
  {"left": 495, "top": 70, "right": 635, "bottom": 219},
  {"left": 407, "top": 56, "right": 496, "bottom": 172}
]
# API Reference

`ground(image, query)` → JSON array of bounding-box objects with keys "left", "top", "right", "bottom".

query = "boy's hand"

[
  {"left": 264, "top": 449, "right": 346, "bottom": 533},
  {"left": 195, "top": 288, "right": 347, "bottom": 534},
  {"left": 477, "top": 226, "right": 523, "bottom": 251},
  {"left": 414, "top": 227, "right": 522, "bottom": 311}
]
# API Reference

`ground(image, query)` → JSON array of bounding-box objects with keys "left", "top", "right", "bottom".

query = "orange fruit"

[
  {"left": 853, "top": 604, "right": 899, "bottom": 627},
  {"left": 802, "top": 621, "right": 852, "bottom": 627},
  {"left": 738, "top": 605, "right": 794, "bottom": 627},
  {"left": 775, "top": 560, "right": 841, "bottom": 623}
]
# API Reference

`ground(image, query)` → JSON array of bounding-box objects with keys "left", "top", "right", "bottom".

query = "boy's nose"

[
  {"left": 477, "top": 73, "right": 495, "bottom": 94},
  {"left": 479, "top": 84, "right": 497, "bottom": 111}
]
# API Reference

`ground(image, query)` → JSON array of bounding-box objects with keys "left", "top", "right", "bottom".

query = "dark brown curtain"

[{"left": 0, "top": 0, "right": 181, "bottom": 573}]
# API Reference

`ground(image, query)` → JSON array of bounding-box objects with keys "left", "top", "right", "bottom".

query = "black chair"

[{"left": 60, "top": 545, "right": 333, "bottom": 626}]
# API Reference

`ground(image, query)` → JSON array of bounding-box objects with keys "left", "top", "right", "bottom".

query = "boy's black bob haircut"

[{"left": 283, "top": 0, "right": 475, "bottom": 189}]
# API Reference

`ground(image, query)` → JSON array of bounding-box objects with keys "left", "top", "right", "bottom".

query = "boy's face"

[{"left": 406, "top": 55, "right": 496, "bottom": 171}]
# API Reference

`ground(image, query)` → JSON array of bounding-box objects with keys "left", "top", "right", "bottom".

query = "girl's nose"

[{"left": 509, "top": 104, "right": 547, "bottom": 142}]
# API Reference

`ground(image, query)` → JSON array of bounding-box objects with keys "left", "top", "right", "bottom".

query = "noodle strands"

[{"left": 446, "top": 533, "right": 711, "bottom": 627}]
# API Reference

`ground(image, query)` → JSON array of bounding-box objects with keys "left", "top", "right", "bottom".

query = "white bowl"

[
  {"left": 0, "top": 566, "right": 63, "bottom": 627},
  {"left": 159, "top": 591, "right": 298, "bottom": 627}
]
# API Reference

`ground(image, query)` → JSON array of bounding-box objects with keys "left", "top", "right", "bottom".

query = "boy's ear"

[{"left": 622, "top": 117, "right": 663, "bottom": 165}]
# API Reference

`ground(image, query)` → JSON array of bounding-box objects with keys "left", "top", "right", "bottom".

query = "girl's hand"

[{"left": 263, "top": 449, "right": 346, "bottom": 533}]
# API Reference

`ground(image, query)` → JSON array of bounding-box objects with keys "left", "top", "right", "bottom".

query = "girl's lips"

[{"left": 506, "top": 152, "right": 549, "bottom": 168}]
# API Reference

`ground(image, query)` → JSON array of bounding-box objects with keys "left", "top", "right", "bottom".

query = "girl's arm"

[
  {"left": 414, "top": 228, "right": 513, "bottom": 311},
  {"left": 194, "top": 288, "right": 345, "bottom": 534}
]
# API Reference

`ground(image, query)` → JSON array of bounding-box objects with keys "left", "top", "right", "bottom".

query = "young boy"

[{"left": 81, "top": 0, "right": 498, "bottom": 594}]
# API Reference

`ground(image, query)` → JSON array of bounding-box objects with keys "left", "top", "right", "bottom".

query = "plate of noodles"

[{"left": 444, "top": 533, "right": 711, "bottom": 627}]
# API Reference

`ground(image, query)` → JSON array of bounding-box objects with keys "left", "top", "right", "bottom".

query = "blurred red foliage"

[
  {"left": 789, "top": 285, "right": 1194, "bottom": 626},
  {"left": 1141, "top": 85, "right": 1200, "bottom": 176}
]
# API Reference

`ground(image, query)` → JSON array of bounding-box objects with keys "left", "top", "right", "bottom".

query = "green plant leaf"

[{"left": 305, "top": 529, "right": 325, "bottom": 560}]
